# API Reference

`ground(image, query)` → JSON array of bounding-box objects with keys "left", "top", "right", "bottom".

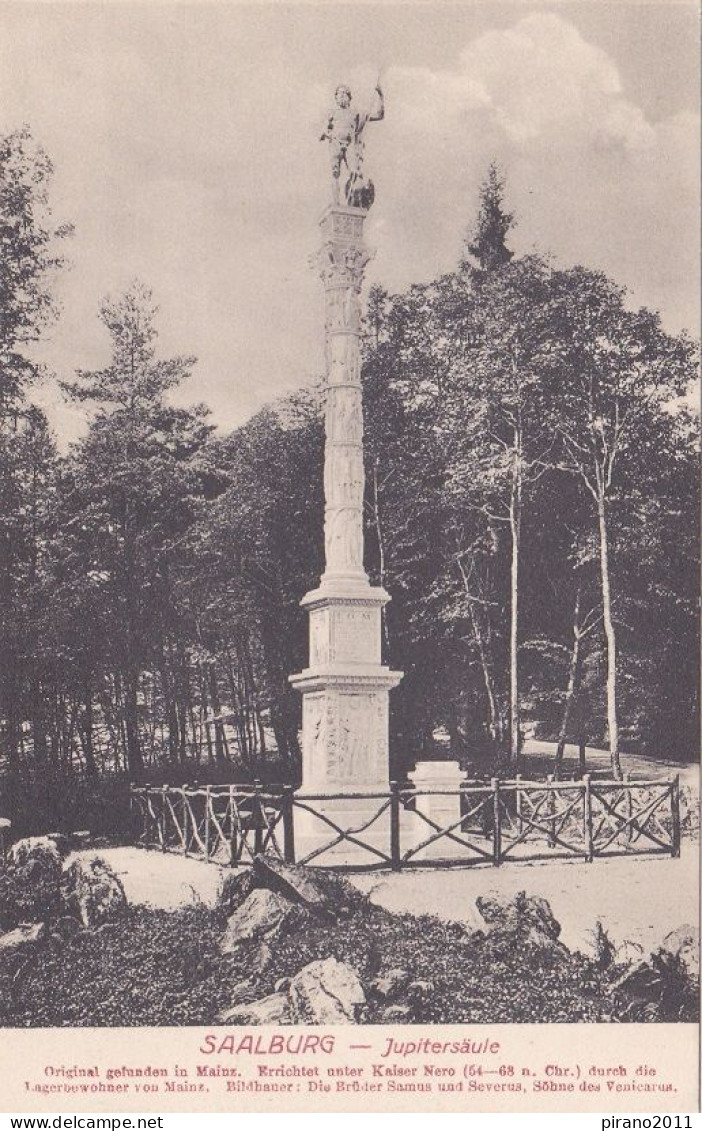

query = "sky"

[{"left": 1, "top": 1, "right": 699, "bottom": 446}]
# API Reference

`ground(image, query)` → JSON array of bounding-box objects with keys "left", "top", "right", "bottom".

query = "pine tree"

[
  {"left": 463, "top": 163, "right": 515, "bottom": 274},
  {"left": 61, "top": 283, "right": 212, "bottom": 777},
  {"left": 0, "top": 128, "right": 70, "bottom": 786}
]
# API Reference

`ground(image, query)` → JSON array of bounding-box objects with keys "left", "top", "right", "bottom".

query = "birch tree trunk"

[
  {"left": 555, "top": 586, "right": 582, "bottom": 776},
  {"left": 596, "top": 489, "right": 622, "bottom": 779},
  {"left": 509, "top": 432, "right": 522, "bottom": 769}
]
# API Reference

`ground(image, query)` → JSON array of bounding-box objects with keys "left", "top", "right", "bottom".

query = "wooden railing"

[{"left": 130, "top": 773, "right": 681, "bottom": 870}]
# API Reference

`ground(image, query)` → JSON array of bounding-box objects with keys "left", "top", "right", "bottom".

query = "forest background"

[{"left": 1, "top": 129, "right": 698, "bottom": 837}]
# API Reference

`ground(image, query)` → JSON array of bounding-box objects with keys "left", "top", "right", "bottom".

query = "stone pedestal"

[
  {"left": 289, "top": 204, "right": 402, "bottom": 866},
  {"left": 403, "top": 761, "right": 467, "bottom": 862}
]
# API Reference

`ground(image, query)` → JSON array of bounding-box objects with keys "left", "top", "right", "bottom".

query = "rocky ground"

[{"left": 0, "top": 838, "right": 698, "bottom": 1028}]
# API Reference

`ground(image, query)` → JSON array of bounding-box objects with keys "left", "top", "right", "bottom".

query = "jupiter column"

[{"left": 289, "top": 81, "right": 402, "bottom": 863}]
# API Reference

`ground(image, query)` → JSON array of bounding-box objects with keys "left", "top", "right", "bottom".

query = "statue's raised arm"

[
  {"left": 366, "top": 83, "right": 384, "bottom": 125},
  {"left": 320, "top": 82, "right": 384, "bottom": 209}
]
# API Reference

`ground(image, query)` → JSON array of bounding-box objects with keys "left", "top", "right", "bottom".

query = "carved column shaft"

[{"left": 316, "top": 207, "right": 371, "bottom": 582}]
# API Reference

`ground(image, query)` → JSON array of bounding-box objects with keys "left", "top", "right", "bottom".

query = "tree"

[
  {"left": 61, "top": 283, "right": 212, "bottom": 776},
  {"left": 0, "top": 127, "right": 71, "bottom": 410},
  {"left": 462, "top": 163, "right": 515, "bottom": 274},
  {"left": 441, "top": 256, "right": 557, "bottom": 768},
  {"left": 547, "top": 268, "right": 697, "bottom": 777},
  {"left": 197, "top": 391, "right": 324, "bottom": 773},
  {"left": 0, "top": 128, "right": 70, "bottom": 786}
]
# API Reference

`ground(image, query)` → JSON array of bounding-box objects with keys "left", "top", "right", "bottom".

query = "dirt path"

[
  {"left": 83, "top": 836, "right": 698, "bottom": 961},
  {"left": 352, "top": 842, "right": 699, "bottom": 956},
  {"left": 519, "top": 740, "right": 698, "bottom": 788}
]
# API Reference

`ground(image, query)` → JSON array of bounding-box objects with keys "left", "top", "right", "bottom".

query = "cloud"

[
  {"left": 0, "top": 6, "right": 697, "bottom": 448},
  {"left": 386, "top": 13, "right": 656, "bottom": 151},
  {"left": 368, "top": 12, "right": 698, "bottom": 336}
]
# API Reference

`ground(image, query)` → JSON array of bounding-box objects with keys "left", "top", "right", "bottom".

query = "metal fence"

[{"left": 130, "top": 773, "right": 680, "bottom": 870}]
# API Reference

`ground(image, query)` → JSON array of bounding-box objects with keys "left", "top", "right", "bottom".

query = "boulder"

[
  {"left": 219, "top": 991, "right": 291, "bottom": 1025},
  {"left": 52, "top": 916, "right": 83, "bottom": 940},
  {"left": 380, "top": 1004, "right": 413, "bottom": 1023},
  {"left": 408, "top": 979, "right": 435, "bottom": 999},
  {"left": 476, "top": 890, "right": 567, "bottom": 955},
  {"left": 2, "top": 838, "right": 63, "bottom": 925},
  {"left": 0, "top": 922, "right": 47, "bottom": 955},
  {"left": 251, "top": 855, "right": 358, "bottom": 919},
  {"left": 44, "top": 834, "right": 72, "bottom": 859},
  {"left": 225, "top": 979, "right": 260, "bottom": 1008},
  {"left": 289, "top": 957, "right": 365, "bottom": 1024},
  {"left": 614, "top": 940, "right": 644, "bottom": 969},
  {"left": 371, "top": 968, "right": 411, "bottom": 1001},
  {"left": 612, "top": 959, "right": 653, "bottom": 995},
  {"left": 220, "top": 889, "right": 293, "bottom": 955},
  {"left": 477, "top": 890, "right": 562, "bottom": 939},
  {"left": 661, "top": 925, "right": 699, "bottom": 985},
  {"left": 61, "top": 856, "right": 126, "bottom": 928},
  {"left": 251, "top": 940, "right": 275, "bottom": 975},
  {"left": 218, "top": 870, "right": 256, "bottom": 917},
  {"left": 9, "top": 837, "right": 63, "bottom": 872}
]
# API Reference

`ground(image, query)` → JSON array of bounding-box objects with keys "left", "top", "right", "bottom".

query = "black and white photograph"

[{"left": 0, "top": 0, "right": 699, "bottom": 1101}]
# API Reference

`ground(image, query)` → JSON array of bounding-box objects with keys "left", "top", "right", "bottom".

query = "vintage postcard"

[{"left": 0, "top": 0, "right": 699, "bottom": 1115}]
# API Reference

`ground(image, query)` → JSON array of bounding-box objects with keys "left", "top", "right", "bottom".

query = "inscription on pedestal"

[{"left": 329, "top": 606, "right": 379, "bottom": 664}]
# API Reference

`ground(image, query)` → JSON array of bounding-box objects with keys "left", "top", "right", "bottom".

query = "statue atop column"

[{"left": 320, "top": 81, "right": 384, "bottom": 208}]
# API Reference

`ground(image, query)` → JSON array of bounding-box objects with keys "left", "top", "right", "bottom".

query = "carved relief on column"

[
  {"left": 325, "top": 285, "right": 361, "bottom": 334},
  {"left": 327, "top": 335, "right": 361, "bottom": 386},
  {"left": 325, "top": 386, "right": 363, "bottom": 441},
  {"left": 324, "top": 445, "right": 364, "bottom": 507},
  {"left": 324, "top": 505, "right": 363, "bottom": 573},
  {"left": 315, "top": 210, "right": 370, "bottom": 581}
]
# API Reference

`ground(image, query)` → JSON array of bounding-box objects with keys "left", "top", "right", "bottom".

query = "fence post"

[
  {"left": 282, "top": 786, "right": 296, "bottom": 864},
  {"left": 624, "top": 772, "right": 632, "bottom": 845},
  {"left": 181, "top": 785, "right": 188, "bottom": 856},
  {"left": 492, "top": 778, "right": 501, "bottom": 866},
  {"left": 204, "top": 785, "right": 211, "bottom": 861},
  {"left": 583, "top": 774, "right": 593, "bottom": 862},
  {"left": 390, "top": 781, "right": 401, "bottom": 871},
  {"left": 515, "top": 773, "right": 523, "bottom": 836},
  {"left": 546, "top": 774, "right": 556, "bottom": 848},
  {"left": 671, "top": 775, "right": 681, "bottom": 858},
  {"left": 160, "top": 785, "right": 167, "bottom": 851},
  {"left": 253, "top": 780, "right": 263, "bottom": 856},
  {"left": 229, "top": 784, "right": 237, "bottom": 866},
  {"left": 142, "top": 787, "right": 149, "bottom": 844}
]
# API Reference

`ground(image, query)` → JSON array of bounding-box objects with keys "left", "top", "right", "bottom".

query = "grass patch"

[{"left": 3, "top": 893, "right": 691, "bottom": 1027}]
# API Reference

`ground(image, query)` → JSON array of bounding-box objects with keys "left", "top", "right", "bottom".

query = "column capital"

[{"left": 312, "top": 239, "right": 374, "bottom": 290}]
